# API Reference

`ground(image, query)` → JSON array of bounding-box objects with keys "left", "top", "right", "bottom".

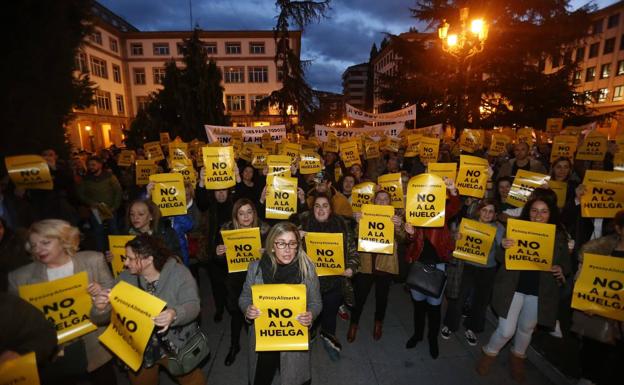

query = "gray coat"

[
  {"left": 491, "top": 228, "right": 571, "bottom": 328},
  {"left": 239, "top": 257, "right": 322, "bottom": 385},
  {"left": 8, "top": 250, "right": 114, "bottom": 372}
]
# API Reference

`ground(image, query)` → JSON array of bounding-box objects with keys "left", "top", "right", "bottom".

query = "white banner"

[
  {"left": 204, "top": 125, "right": 287, "bottom": 144},
  {"left": 314, "top": 124, "right": 405, "bottom": 142},
  {"left": 346, "top": 104, "right": 416, "bottom": 123}
]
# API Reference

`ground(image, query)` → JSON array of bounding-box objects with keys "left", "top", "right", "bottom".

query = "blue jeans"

[{"left": 410, "top": 263, "right": 446, "bottom": 305}]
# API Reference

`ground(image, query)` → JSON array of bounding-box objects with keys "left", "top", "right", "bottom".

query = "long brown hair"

[{"left": 232, "top": 198, "right": 259, "bottom": 229}]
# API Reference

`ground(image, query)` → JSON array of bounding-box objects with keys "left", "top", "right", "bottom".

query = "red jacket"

[{"left": 405, "top": 192, "right": 462, "bottom": 263}]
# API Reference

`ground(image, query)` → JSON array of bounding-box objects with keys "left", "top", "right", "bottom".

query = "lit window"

[
  {"left": 614, "top": 85, "right": 624, "bottom": 101},
  {"left": 89, "top": 56, "right": 108, "bottom": 79},
  {"left": 131, "top": 43, "right": 143, "bottom": 56},
  {"left": 112, "top": 64, "right": 122, "bottom": 83},
  {"left": 576, "top": 46, "right": 585, "bottom": 61},
  {"left": 224, "top": 67, "right": 244, "bottom": 83},
  {"left": 95, "top": 90, "right": 112, "bottom": 111},
  {"left": 133, "top": 68, "right": 146, "bottom": 85},
  {"left": 153, "top": 68, "right": 166, "bottom": 84},
  {"left": 115, "top": 94, "right": 125, "bottom": 114},
  {"left": 250, "top": 94, "right": 268, "bottom": 112},
  {"left": 226, "top": 95, "right": 246, "bottom": 111},
  {"left": 598, "top": 88, "right": 609, "bottom": 102},
  {"left": 225, "top": 42, "right": 241, "bottom": 54},
  {"left": 109, "top": 37, "right": 118, "bottom": 53},
  {"left": 586, "top": 66, "right": 596, "bottom": 81},
  {"left": 153, "top": 43, "right": 170, "bottom": 56},
  {"left": 249, "top": 42, "right": 265, "bottom": 54},
  {"left": 573, "top": 70, "right": 582, "bottom": 84},
  {"left": 136, "top": 96, "right": 149, "bottom": 111},
  {"left": 601, "top": 63, "right": 611, "bottom": 78},
  {"left": 248, "top": 66, "right": 268, "bottom": 83},
  {"left": 618, "top": 60, "right": 624, "bottom": 75}
]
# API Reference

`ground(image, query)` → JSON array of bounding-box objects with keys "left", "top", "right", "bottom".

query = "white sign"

[
  {"left": 205, "top": 125, "right": 287, "bottom": 144},
  {"left": 314, "top": 124, "right": 405, "bottom": 142},
  {"left": 346, "top": 104, "right": 416, "bottom": 123}
]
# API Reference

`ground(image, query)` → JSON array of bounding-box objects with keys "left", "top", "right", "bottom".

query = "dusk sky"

[{"left": 100, "top": 0, "right": 617, "bottom": 93}]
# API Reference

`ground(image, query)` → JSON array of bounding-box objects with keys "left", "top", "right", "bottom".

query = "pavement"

[{"left": 114, "top": 272, "right": 559, "bottom": 385}]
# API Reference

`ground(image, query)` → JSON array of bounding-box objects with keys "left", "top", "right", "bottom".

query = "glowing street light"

[{"left": 438, "top": 8, "right": 488, "bottom": 59}]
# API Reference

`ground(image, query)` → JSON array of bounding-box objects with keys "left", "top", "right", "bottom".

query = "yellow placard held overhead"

[
  {"left": 452, "top": 218, "right": 497, "bottom": 265},
  {"left": 168, "top": 140, "right": 189, "bottom": 164},
  {"left": 456, "top": 155, "right": 489, "bottom": 199},
  {"left": 267, "top": 155, "right": 292, "bottom": 185},
  {"left": 405, "top": 173, "right": 446, "bottom": 227},
  {"left": 99, "top": 281, "right": 166, "bottom": 372},
  {"left": 419, "top": 136, "right": 440, "bottom": 163},
  {"left": 550, "top": 135, "right": 578, "bottom": 163},
  {"left": 505, "top": 219, "right": 556, "bottom": 271},
  {"left": 378, "top": 173, "right": 405, "bottom": 209},
  {"left": 547, "top": 180, "right": 568, "bottom": 209},
  {"left": 383, "top": 136, "right": 401, "bottom": 153},
  {"left": 299, "top": 150, "right": 322, "bottom": 175},
  {"left": 577, "top": 131, "right": 608, "bottom": 161},
  {"left": 427, "top": 162, "right": 457, "bottom": 182},
  {"left": 571, "top": 253, "right": 624, "bottom": 321},
  {"left": 252, "top": 148, "right": 269, "bottom": 170},
  {"left": 19, "top": 271, "right": 97, "bottom": 344},
  {"left": 149, "top": 173, "right": 187, "bottom": 216},
  {"left": 506, "top": 170, "right": 550, "bottom": 208},
  {"left": 266, "top": 176, "right": 298, "bottom": 219},
  {"left": 517, "top": 127, "right": 534, "bottom": 144},
  {"left": 108, "top": 235, "right": 135, "bottom": 277},
  {"left": 358, "top": 204, "right": 395, "bottom": 254},
  {"left": 581, "top": 184, "right": 624, "bottom": 218},
  {"left": 221, "top": 227, "right": 262, "bottom": 273},
  {"left": 159, "top": 132, "right": 171, "bottom": 145},
  {"left": 351, "top": 182, "right": 376, "bottom": 213},
  {"left": 459, "top": 129, "right": 482, "bottom": 153},
  {"left": 404, "top": 134, "right": 421, "bottom": 157},
  {"left": 0, "top": 352, "right": 40, "bottom": 385},
  {"left": 546, "top": 118, "right": 564, "bottom": 134},
  {"left": 305, "top": 232, "right": 345, "bottom": 276},
  {"left": 143, "top": 141, "right": 165, "bottom": 162},
  {"left": 340, "top": 141, "right": 361, "bottom": 167},
  {"left": 252, "top": 284, "right": 308, "bottom": 351},
  {"left": 324, "top": 132, "right": 340, "bottom": 153},
  {"left": 5, "top": 155, "right": 53, "bottom": 190},
  {"left": 117, "top": 150, "right": 136, "bottom": 167},
  {"left": 489, "top": 133, "right": 511, "bottom": 156},
  {"left": 170, "top": 158, "right": 197, "bottom": 188},
  {"left": 135, "top": 160, "right": 157, "bottom": 186},
  {"left": 202, "top": 146, "right": 236, "bottom": 189},
  {"left": 364, "top": 139, "right": 380, "bottom": 159}
]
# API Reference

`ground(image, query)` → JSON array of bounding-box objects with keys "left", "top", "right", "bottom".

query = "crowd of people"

[{"left": 0, "top": 131, "right": 623, "bottom": 385}]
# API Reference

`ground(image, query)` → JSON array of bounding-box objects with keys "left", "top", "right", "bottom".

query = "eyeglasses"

[{"left": 274, "top": 241, "right": 299, "bottom": 249}]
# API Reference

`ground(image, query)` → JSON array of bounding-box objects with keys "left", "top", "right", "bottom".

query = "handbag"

[
  {"left": 406, "top": 261, "right": 447, "bottom": 298},
  {"left": 163, "top": 325, "right": 211, "bottom": 376},
  {"left": 570, "top": 310, "right": 618, "bottom": 345}
]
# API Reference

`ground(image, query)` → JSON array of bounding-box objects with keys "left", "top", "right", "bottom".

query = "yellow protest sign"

[
  {"left": 282, "top": 142, "right": 301, "bottom": 163},
  {"left": 340, "top": 141, "right": 361, "bottom": 168},
  {"left": 550, "top": 135, "right": 578, "bottom": 163},
  {"left": 546, "top": 118, "right": 564, "bottom": 134},
  {"left": 351, "top": 182, "right": 376, "bottom": 213},
  {"left": 505, "top": 219, "right": 555, "bottom": 271},
  {"left": 143, "top": 141, "right": 165, "bottom": 162},
  {"left": 202, "top": 146, "right": 236, "bottom": 189},
  {"left": 299, "top": 150, "right": 322, "bottom": 175},
  {"left": 324, "top": 132, "right": 340, "bottom": 153},
  {"left": 266, "top": 176, "right": 298, "bottom": 219},
  {"left": 365, "top": 139, "right": 380, "bottom": 159},
  {"left": 517, "top": 127, "right": 534, "bottom": 144},
  {"left": 405, "top": 173, "right": 446, "bottom": 227},
  {"left": 108, "top": 235, "right": 135, "bottom": 277},
  {"left": 135, "top": 160, "right": 157, "bottom": 186},
  {"left": 305, "top": 232, "right": 345, "bottom": 276},
  {"left": 252, "top": 148, "right": 269, "bottom": 170},
  {"left": 378, "top": 173, "right": 404, "bottom": 209},
  {"left": 19, "top": 271, "right": 96, "bottom": 344},
  {"left": 453, "top": 218, "right": 497, "bottom": 265},
  {"left": 267, "top": 155, "right": 292, "bottom": 186},
  {"left": 263, "top": 141, "right": 277, "bottom": 155},
  {"left": 489, "top": 133, "right": 511, "bottom": 156},
  {"left": 149, "top": 173, "right": 187, "bottom": 216},
  {"left": 117, "top": 150, "right": 135, "bottom": 167},
  {"left": 252, "top": 284, "right": 307, "bottom": 351},
  {"left": 404, "top": 134, "right": 421, "bottom": 157},
  {"left": 358, "top": 204, "right": 394, "bottom": 254},
  {"left": 221, "top": 227, "right": 262, "bottom": 273},
  {"left": 240, "top": 144, "right": 256, "bottom": 163},
  {"left": 548, "top": 180, "right": 568, "bottom": 209},
  {"left": 170, "top": 158, "right": 197, "bottom": 187},
  {"left": 459, "top": 129, "right": 482, "bottom": 153},
  {"left": 334, "top": 165, "right": 343, "bottom": 182},
  {"left": 99, "top": 281, "right": 166, "bottom": 371},
  {"left": 427, "top": 162, "right": 457, "bottom": 182},
  {"left": 419, "top": 136, "right": 440, "bottom": 163},
  {"left": 5, "top": 155, "right": 53, "bottom": 190},
  {"left": 577, "top": 131, "right": 608, "bottom": 161},
  {"left": 571, "top": 253, "right": 624, "bottom": 321},
  {"left": 159, "top": 132, "right": 170, "bottom": 145},
  {"left": 168, "top": 140, "right": 189, "bottom": 164},
  {"left": 581, "top": 183, "right": 624, "bottom": 218},
  {"left": 0, "top": 352, "right": 40, "bottom": 385},
  {"left": 383, "top": 136, "right": 401, "bottom": 153},
  {"left": 456, "top": 155, "right": 489, "bottom": 198},
  {"left": 506, "top": 170, "right": 550, "bottom": 208}
]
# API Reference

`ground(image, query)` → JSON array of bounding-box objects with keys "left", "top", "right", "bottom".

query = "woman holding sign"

[
  {"left": 292, "top": 192, "right": 360, "bottom": 360},
  {"left": 239, "top": 222, "right": 322, "bottom": 385},
  {"left": 215, "top": 198, "right": 271, "bottom": 366},
  {"left": 477, "top": 192, "right": 571, "bottom": 382},
  {"left": 124, "top": 199, "right": 182, "bottom": 257}
]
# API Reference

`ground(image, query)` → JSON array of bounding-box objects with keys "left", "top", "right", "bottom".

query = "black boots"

[
  {"left": 224, "top": 344, "right": 240, "bottom": 366},
  {"left": 427, "top": 303, "right": 441, "bottom": 359},
  {"left": 406, "top": 299, "right": 426, "bottom": 349}
]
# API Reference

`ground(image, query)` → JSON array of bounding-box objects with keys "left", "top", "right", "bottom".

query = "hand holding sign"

[
  {"left": 296, "top": 311, "right": 313, "bottom": 327},
  {"left": 246, "top": 304, "right": 261, "bottom": 320},
  {"left": 153, "top": 308, "right": 177, "bottom": 333}
]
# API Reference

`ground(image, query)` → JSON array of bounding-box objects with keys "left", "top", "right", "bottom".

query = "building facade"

[
  {"left": 342, "top": 63, "right": 368, "bottom": 110},
  {"left": 68, "top": 2, "right": 301, "bottom": 151}
]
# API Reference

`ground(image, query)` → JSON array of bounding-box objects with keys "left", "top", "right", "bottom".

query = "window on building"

[
  {"left": 225, "top": 42, "right": 241, "bottom": 54},
  {"left": 598, "top": 88, "right": 609, "bottom": 102},
  {"left": 112, "top": 64, "right": 122, "bottom": 83},
  {"left": 618, "top": 60, "right": 624, "bottom": 75},
  {"left": 115, "top": 94, "right": 125, "bottom": 114},
  {"left": 573, "top": 70, "right": 582, "bottom": 84},
  {"left": 133, "top": 68, "right": 146, "bottom": 85},
  {"left": 586, "top": 66, "right": 596, "bottom": 81},
  {"left": 614, "top": 85, "right": 624, "bottom": 101},
  {"left": 75, "top": 51, "right": 88, "bottom": 73},
  {"left": 153, "top": 68, "right": 166, "bottom": 84},
  {"left": 250, "top": 94, "right": 268, "bottom": 112},
  {"left": 89, "top": 56, "right": 108, "bottom": 79},
  {"left": 131, "top": 43, "right": 143, "bottom": 56},
  {"left": 224, "top": 67, "right": 244, "bottom": 83},
  {"left": 136, "top": 96, "right": 149, "bottom": 111},
  {"left": 601, "top": 63, "right": 611, "bottom": 78},
  {"left": 204, "top": 42, "right": 217, "bottom": 54},
  {"left": 90, "top": 30, "right": 102, "bottom": 45},
  {"left": 109, "top": 37, "right": 118, "bottom": 53},
  {"left": 608, "top": 13, "right": 620, "bottom": 29},
  {"left": 153, "top": 43, "right": 170, "bottom": 56},
  {"left": 248, "top": 66, "right": 268, "bottom": 83},
  {"left": 176, "top": 42, "right": 184, "bottom": 55},
  {"left": 589, "top": 42, "right": 600, "bottom": 58},
  {"left": 576, "top": 46, "right": 585, "bottom": 61},
  {"left": 592, "top": 19, "right": 604, "bottom": 34},
  {"left": 249, "top": 42, "right": 265, "bottom": 54},
  {"left": 95, "top": 90, "right": 111, "bottom": 111},
  {"left": 226, "top": 95, "right": 246, "bottom": 111},
  {"left": 604, "top": 37, "right": 616, "bottom": 54}
]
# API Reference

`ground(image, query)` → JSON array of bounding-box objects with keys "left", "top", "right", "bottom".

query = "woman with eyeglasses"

[
  {"left": 239, "top": 222, "right": 322, "bottom": 385},
  {"left": 292, "top": 192, "right": 359, "bottom": 361},
  {"left": 214, "top": 198, "right": 271, "bottom": 367}
]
